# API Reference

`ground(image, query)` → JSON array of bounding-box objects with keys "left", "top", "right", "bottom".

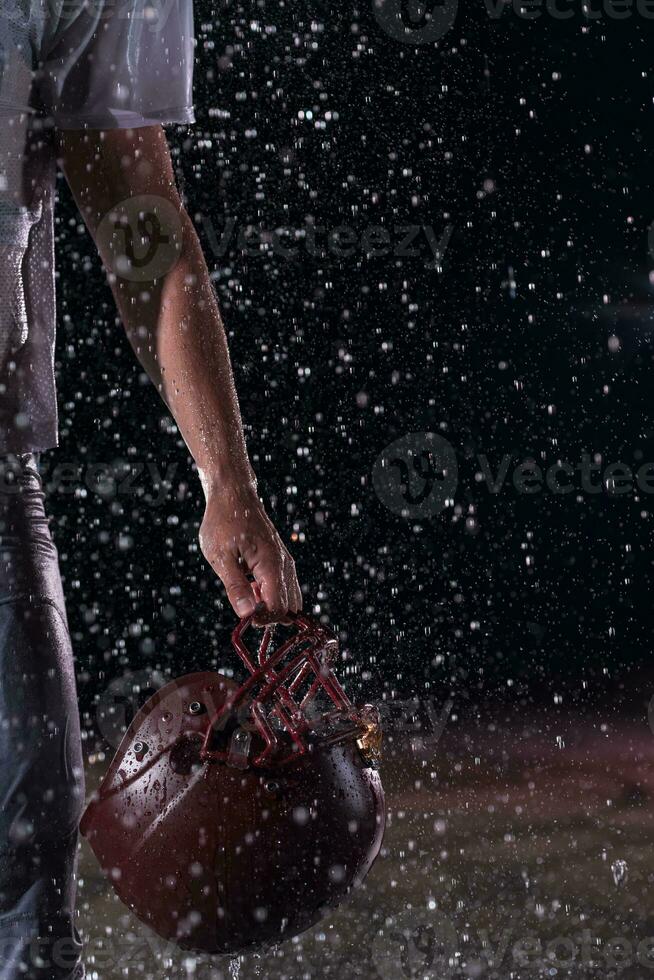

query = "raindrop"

[{"left": 611, "top": 859, "right": 628, "bottom": 888}]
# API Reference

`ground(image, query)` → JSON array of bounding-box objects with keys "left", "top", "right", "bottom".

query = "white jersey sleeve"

[{"left": 39, "top": 0, "right": 195, "bottom": 129}]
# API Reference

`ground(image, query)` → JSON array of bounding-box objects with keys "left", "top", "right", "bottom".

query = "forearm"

[
  {"left": 113, "top": 214, "right": 256, "bottom": 493},
  {"left": 58, "top": 126, "right": 254, "bottom": 492}
]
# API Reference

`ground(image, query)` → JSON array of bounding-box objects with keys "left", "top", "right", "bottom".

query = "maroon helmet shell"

[{"left": 81, "top": 613, "right": 385, "bottom": 954}]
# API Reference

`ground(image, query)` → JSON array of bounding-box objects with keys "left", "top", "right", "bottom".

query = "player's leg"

[{"left": 0, "top": 453, "right": 85, "bottom": 980}]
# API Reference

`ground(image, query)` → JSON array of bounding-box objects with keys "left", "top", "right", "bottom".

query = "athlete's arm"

[{"left": 57, "top": 125, "right": 301, "bottom": 624}]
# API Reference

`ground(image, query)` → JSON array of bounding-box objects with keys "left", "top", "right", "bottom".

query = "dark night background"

[{"left": 49, "top": 1, "right": 654, "bottom": 739}]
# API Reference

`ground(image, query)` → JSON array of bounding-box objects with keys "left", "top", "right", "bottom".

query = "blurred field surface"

[{"left": 77, "top": 708, "right": 654, "bottom": 979}]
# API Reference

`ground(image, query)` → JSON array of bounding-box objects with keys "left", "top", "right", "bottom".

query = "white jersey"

[{"left": 0, "top": 0, "right": 195, "bottom": 452}]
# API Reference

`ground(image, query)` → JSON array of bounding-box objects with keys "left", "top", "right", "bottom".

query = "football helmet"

[{"left": 81, "top": 612, "right": 385, "bottom": 955}]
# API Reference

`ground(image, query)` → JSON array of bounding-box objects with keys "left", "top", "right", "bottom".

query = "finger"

[
  {"left": 249, "top": 546, "right": 289, "bottom": 624},
  {"left": 271, "top": 553, "right": 294, "bottom": 625},
  {"left": 284, "top": 552, "right": 302, "bottom": 615},
  {"left": 211, "top": 552, "right": 257, "bottom": 619}
]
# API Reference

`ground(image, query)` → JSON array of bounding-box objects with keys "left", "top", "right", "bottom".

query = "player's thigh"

[{"left": 0, "top": 597, "right": 85, "bottom": 848}]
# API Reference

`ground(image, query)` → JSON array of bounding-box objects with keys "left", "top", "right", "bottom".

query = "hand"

[{"left": 199, "top": 485, "right": 302, "bottom": 625}]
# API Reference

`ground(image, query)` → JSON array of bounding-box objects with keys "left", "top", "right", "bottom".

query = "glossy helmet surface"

[{"left": 81, "top": 613, "right": 385, "bottom": 954}]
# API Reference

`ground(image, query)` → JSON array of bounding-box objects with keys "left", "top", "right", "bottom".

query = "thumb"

[{"left": 215, "top": 554, "right": 256, "bottom": 619}]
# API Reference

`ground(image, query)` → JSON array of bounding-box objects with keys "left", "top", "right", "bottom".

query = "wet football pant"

[{"left": 0, "top": 453, "right": 84, "bottom": 980}]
